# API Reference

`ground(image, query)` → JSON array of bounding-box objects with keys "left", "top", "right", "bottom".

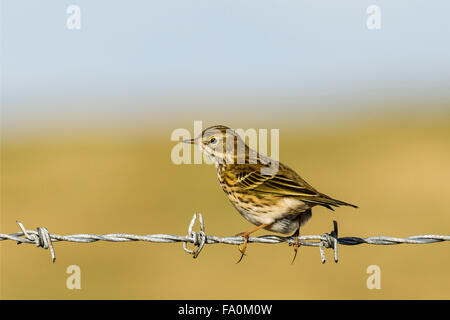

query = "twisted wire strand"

[{"left": 1, "top": 213, "right": 449, "bottom": 263}]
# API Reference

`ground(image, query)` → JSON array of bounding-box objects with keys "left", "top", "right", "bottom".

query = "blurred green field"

[{"left": 1, "top": 114, "right": 450, "bottom": 299}]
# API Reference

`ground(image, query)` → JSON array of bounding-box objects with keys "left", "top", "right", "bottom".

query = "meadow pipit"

[{"left": 183, "top": 125, "right": 357, "bottom": 262}]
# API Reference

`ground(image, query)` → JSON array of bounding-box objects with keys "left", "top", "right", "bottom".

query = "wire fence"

[{"left": 1, "top": 213, "right": 449, "bottom": 263}]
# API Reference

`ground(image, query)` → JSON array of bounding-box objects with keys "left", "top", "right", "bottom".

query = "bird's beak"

[{"left": 182, "top": 138, "right": 197, "bottom": 144}]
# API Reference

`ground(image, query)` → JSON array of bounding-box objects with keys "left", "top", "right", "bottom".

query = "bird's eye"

[{"left": 209, "top": 136, "right": 217, "bottom": 144}]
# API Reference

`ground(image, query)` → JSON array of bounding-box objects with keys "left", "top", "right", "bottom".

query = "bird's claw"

[
  {"left": 291, "top": 244, "right": 299, "bottom": 264},
  {"left": 290, "top": 231, "right": 300, "bottom": 264},
  {"left": 236, "top": 233, "right": 249, "bottom": 263}
]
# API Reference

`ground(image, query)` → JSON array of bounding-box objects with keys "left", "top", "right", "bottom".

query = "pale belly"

[{"left": 229, "top": 196, "right": 313, "bottom": 234}]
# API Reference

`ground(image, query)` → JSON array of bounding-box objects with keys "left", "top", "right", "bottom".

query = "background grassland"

[{"left": 1, "top": 114, "right": 450, "bottom": 299}]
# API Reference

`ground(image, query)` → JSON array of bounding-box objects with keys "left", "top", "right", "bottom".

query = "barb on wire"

[
  {"left": 0, "top": 213, "right": 449, "bottom": 263},
  {"left": 182, "top": 212, "right": 206, "bottom": 258}
]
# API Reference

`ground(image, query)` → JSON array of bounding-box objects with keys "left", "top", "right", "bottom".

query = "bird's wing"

[
  {"left": 229, "top": 166, "right": 357, "bottom": 209},
  {"left": 233, "top": 169, "right": 319, "bottom": 197}
]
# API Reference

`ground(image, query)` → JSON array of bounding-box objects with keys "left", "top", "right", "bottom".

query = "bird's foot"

[
  {"left": 235, "top": 231, "right": 250, "bottom": 263},
  {"left": 290, "top": 229, "right": 300, "bottom": 264},
  {"left": 291, "top": 242, "right": 300, "bottom": 264}
]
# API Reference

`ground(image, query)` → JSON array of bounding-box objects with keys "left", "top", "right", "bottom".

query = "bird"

[{"left": 183, "top": 125, "right": 357, "bottom": 263}]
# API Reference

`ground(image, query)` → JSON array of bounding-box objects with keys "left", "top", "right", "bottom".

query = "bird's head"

[{"left": 183, "top": 125, "right": 248, "bottom": 165}]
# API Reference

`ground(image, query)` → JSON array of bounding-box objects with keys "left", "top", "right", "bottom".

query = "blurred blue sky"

[{"left": 1, "top": 1, "right": 449, "bottom": 128}]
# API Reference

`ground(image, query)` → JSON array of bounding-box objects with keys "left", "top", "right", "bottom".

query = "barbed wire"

[{"left": 0, "top": 213, "right": 449, "bottom": 263}]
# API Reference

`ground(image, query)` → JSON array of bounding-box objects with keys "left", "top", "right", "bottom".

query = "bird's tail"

[{"left": 304, "top": 194, "right": 358, "bottom": 210}]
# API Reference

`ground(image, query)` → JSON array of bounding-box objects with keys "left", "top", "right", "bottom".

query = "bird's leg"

[
  {"left": 290, "top": 224, "right": 301, "bottom": 264},
  {"left": 235, "top": 223, "right": 271, "bottom": 263}
]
